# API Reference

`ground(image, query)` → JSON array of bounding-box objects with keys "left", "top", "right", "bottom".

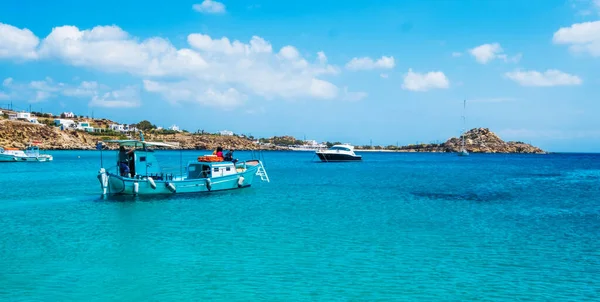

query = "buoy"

[
  {"left": 205, "top": 178, "right": 212, "bottom": 191},
  {"left": 237, "top": 176, "right": 244, "bottom": 188},
  {"left": 133, "top": 182, "right": 139, "bottom": 195},
  {"left": 147, "top": 177, "right": 156, "bottom": 189},
  {"left": 166, "top": 182, "right": 176, "bottom": 193}
]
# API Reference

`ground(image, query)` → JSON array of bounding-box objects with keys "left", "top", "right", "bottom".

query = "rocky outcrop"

[
  {"left": 443, "top": 128, "right": 545, "bottom": 154},
  {"left": 0, "top": 119, "right": 280, "bottom": 151},
  {"left": 394, "top": 128, "right": 545, "bottom": 154}
]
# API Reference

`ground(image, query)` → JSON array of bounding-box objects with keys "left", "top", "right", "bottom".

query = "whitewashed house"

[
  {"left": 169, "top": 125, "right": 181, "bottom": 132},
  {"left": 77, "top": 121, "right": 94, "bottom": 132},
  {"left": 62, "top": 112, "right": 75, "bottom": 118},
  {"left": 8, "top": 113, "right": 17, "bottom": 120},
  {"left": 55, "top": 119, "right": 76, "bottom": 128},
  {"left": 109, "top": 124, "right": 125, "bottom": 132},
  {"left": 218, "top": 130, "right": 234, "bottom": 136},
  {"left": 17, "top": 112, "right": 31, "bottom": 119}
]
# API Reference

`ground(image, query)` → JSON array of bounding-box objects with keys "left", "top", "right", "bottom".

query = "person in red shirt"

[{"left": 216, "top": 146, "right": 224, "bottom": 158}]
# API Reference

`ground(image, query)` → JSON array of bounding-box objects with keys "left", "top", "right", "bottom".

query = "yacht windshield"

[{"left": 330, "top": 146, "right": 350, "bottom": 152}]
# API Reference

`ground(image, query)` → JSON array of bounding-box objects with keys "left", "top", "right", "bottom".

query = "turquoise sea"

[{"left": 1, "top": 150, "right": 599, "bottom": 301}]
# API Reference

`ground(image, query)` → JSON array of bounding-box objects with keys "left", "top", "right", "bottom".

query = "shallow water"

[{"left": 1, "top": 151, "right": 599, "bottom": 300}]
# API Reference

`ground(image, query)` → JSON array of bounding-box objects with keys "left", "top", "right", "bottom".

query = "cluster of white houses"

[{"left": 4, "top": 110, "right": 238, "bottom": 137}]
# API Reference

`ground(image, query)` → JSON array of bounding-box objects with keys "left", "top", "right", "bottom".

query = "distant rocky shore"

[
  {"left": 0, "top": 119, "right": 282, "bottom": 151},
  {"left": 359, "top": 128, "right": 545, "bottom": 154},
  {"left": 1, "top": 119, "right": 545, "bottom": 154}
]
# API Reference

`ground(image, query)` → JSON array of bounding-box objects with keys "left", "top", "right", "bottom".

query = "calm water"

[{"left": 0, "top": 151, "right": 599, "bottom": 301}]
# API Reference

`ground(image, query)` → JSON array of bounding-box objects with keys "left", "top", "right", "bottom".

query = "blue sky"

[{"left": 1, "top": 0, "right": 599, "bottom": 152}]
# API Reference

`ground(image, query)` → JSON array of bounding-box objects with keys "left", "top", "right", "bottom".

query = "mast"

[{"left": 461, "top": 99, "right": 466, "bottom": 149}]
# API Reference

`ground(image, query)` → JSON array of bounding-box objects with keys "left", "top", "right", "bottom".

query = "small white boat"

[
  {"left": 97, "top": 136, "right": 270, "bottom": 196},
  {"left": 0, "top": 145, "right": 53, "bottom": 162},
  {"left": 315, "top": 144, "right": 362, "bottom": 162}
]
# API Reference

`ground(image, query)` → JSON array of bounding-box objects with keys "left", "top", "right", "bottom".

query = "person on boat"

[
  {"left": 215, "top": 147, "right": 224, "bottom": 158},
  {"left": 224, "top": 148, "right": 238, "bottom": 163},
  {"left": 118, "top": 146, "right": 133, "bottom": 177}
]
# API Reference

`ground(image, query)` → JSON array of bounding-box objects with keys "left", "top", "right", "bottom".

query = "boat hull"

[
  {"left": 316, "top": 153, "right": 362, "bottom": 162},
  {"left": 99, "top": 166, "right": 259, "bottom": 196},
  {"left": 0, "top": 154, "right": 53, "bottom": 162}
]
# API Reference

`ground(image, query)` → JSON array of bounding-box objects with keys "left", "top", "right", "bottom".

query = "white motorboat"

[
  {"left": 315, "top": 144, "right": 362, "bottom": 162},
  {"left": 0, "top": 145, "right": 53, "bottom": 162}
]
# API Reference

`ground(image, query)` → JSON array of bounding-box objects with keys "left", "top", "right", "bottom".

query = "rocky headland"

[{"left": 388, "top": 128, "right": 545, "bottom": 154}]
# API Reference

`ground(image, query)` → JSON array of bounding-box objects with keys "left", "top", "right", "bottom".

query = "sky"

[{"left": 0, "top": 0, "right": 599, "bottom": 152}]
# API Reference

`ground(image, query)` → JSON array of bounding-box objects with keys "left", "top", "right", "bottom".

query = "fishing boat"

[
  {"left": 0, "top": 145, "right": 53, "bottom": 162},
  {"left": 96, "top": 136, "right": 270, "bottom": 196},
  {"left": 315, "top": 144, "right": 362, "bottom": 162},
  {"left": 458, "top": 99, "right": 469, "bottom": 157}
]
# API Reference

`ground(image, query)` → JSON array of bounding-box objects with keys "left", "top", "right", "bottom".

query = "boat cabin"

[{"left": 186, "top": 162, "right": 238, "bottom": 180}]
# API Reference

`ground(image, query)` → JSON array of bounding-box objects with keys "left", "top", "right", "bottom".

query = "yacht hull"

[
  {"left": 0, "top": 154, "right": 53, "bottom": 162},
  {"left": 316, "top": 153, "right": 362, "bottom": 162}
]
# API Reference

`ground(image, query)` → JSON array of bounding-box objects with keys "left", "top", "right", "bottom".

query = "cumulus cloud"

[
  {"left": 0, "top": 23, "right": 39, "bottom": 60},
  {"left": 401, "top": 69, "right": 450, "bottom": 92},
  {"left": 89, "top": 86, "right": 141, "bottom": 108},
  {"left": 345, "top": 56, "right": 395, "bottom": 70},
  {"left": 2, "top": 77, "right": 140, "bottom": 107},
  {"left": 553, "top": 20, "right": 600, "bottom": 56},
  {"left": 192, "top": 0, "right": 226, "bottom": 14},
  {"left": 0, "top": 23, "right": 351, "bottom": 108},
  {"left": 468, "top": 43, "right": 520, "bottom": 64},
  {"left": 504, "top": 69, "right": 582, "bottom": 87}
]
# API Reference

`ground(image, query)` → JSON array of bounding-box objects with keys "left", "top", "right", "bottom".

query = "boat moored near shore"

[
  {"left": 97, "top": 136, "right": 270, "bottom": 196},
  {"left": 315, "top": 144, "right": 362, "bottom": 162},
  {"left": 0, "top": 145, "right": 53, "bottom": 162}
]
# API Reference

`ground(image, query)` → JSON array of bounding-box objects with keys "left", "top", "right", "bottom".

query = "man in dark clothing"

[{"left": 118, "top": 146, "right": 133, "bottom": 177}]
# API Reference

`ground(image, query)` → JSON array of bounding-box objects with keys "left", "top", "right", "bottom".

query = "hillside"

[{"left": 0, "top": 119, "right": 280, "bottom": 151}]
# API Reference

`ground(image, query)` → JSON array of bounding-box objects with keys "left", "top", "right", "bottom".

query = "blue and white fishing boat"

[
  {"left": 97, "top": 136, "right": 270, "bottom": 196},
  {"left": 0, "top": 145, "right": 53, "bottom": 162}
]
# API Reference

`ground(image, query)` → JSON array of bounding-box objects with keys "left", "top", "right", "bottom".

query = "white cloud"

[
  {"left": 143, "top": 79, "right": 246, "bottom": 109},
  {"left": 317, "top": 51, "right": 327, "bottom": 64},
  {"left": 345, "top": 56, "right": 395, "bottom": 70},
  {"left": 62, "top": 81, "right": 101, "bottom": 97},
  {"left": 90, "top": 86, "right": 141, "bottom": 108},
  {"left": 401, "top": 69, "right": 450, "bottom": 92},
  {"left": 468, "top": 43, "right": 520, "bottom": 64},
  {"left": 342, "top": 87, "right": 367, "bottom": 101},
  {"left": 2, "top": 77, "right": 138, "bottom": 107},
  {"left": 553, "top": 21, "right": 600, "bottom": 56},
  {"left": 192, "top": 0, "right": 226, "bottom": 14},
  {"left": 0, "top": 23, "right": 39, "bottom": 60},
  {"left": 452, "top": 52, "right": 462, "bottom": 57},
  {"left": 380, "top": 73, "right": 389, "bottom": 79},
  {"left": 0, "top": 23, "right": 355, "bottom": 107},
  {"left": 504, "top": 69, "right": 582, "bottom": 87},
  {"left": 3, "top": 77, "right": 13, "bottom": 87}
]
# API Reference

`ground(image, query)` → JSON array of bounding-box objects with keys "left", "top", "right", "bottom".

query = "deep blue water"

[{"left": 0, "top": 151, "right": 599, "bottom": 301}]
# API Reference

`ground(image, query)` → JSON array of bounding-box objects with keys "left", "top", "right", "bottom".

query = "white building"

[
  {"left": 77, "top": 121, "right": 94, "bottom": 132},
  {"left": 8, "top": 113, "right": 17, "bottom": 120},
  {"left": 109, "top": 124, "right": 124, "bottom": 132},
  {"left": 218, "top": 130, "right": 234, "bottom": 136},
  {"left": 17, "top": 112, "right": 31, "bottom": 119},
  {"left": 62, "top": 112, "right": 75, "bottom": 118},
  {"left": 55, "top": 119, "right": 76, "bottom": 128},
  {"left": 169, "top": 125, "right": 181, "bottom": 132},
  {"left": 109, "top": 124, "right": 137, "bottom": 133}
]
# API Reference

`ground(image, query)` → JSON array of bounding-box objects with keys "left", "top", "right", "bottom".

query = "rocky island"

[{"left": 370, "top": 128, "right": 545, "bottom": 154}]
